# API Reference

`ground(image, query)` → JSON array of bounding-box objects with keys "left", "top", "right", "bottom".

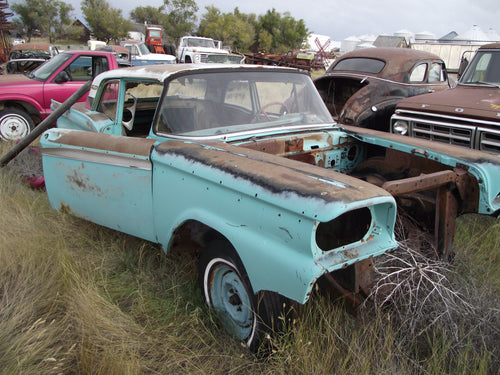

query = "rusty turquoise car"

[{"left": 40, "top": 64, "right": 500, "bottom": 350}]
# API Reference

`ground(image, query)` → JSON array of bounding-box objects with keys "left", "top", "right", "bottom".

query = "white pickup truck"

[{"left": 177, "top": 36, "right": 229, "bottom": 63}]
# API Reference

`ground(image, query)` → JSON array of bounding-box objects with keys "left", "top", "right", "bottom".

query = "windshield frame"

[
  {"left": 459, "top": 49, "right": 500, "bottom": 86},
  {"left": 153, "top": 69, "right": 334, "bottom": 140},
  {"left": 29, "top": 52, "right": 72, "bottom": 81}
]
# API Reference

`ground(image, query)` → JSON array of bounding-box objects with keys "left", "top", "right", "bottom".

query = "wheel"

[
  {"left": 0, "top": 107, "right": 34, "bottom": 141},
  {"left": 251, "top": 101, "right": 289, "bottom": 123},
  {"left": 165, "top": 44, "right": 176, "bottom": 56},
  {"left": 199, "top": 240, "right": 285, "bottom": 351}
]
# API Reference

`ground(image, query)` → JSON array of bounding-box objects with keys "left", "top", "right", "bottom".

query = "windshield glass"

[
  {"left": 30, "top": 52, "right": 72, "bottom": 81},
  {"left": 460, "top": 50, "right": 500, "bottom": 85},
  {"left": 149, "top": 29, "right": 161, "bottom": 38},
  {"left": 331, "top": 57, "right": 385, "bottom": 74},
  {"left": 155, "top": 70, "right": 333, "bottom": 138},
  {"left": 187, "top": 38, "right": 216, "bottom": 48},
  {"left": 138, "top": 43, "right": 150, "bottom": 55}
]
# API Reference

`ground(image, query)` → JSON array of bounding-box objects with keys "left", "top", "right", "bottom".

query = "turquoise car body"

[{"left": 41, "top": 64, "right": 500, "bottom": 306}]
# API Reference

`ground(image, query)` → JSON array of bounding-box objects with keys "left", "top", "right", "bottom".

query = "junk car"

[
  {"left": 40, "top": 64, "right": 500, "bottom": 350},
  {"left": 1, "top": 42, "right": 59, "bottom": 75},
  {"left": 314, "top": 47, "right": 450, "bottom": 131}
]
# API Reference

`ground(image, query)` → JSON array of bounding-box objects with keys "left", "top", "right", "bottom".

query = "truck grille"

[{"left": 391, "top": 110, "right": 500, "bottom": 154}]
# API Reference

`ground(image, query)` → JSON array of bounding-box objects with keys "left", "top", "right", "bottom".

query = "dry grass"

[{"left": 0, "top": 141, "right": 498, "bottom": 374}]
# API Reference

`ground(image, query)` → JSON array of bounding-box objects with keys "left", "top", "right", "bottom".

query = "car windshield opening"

[{"left": 30, "top": 52, "right": 72, "bottom": 81}]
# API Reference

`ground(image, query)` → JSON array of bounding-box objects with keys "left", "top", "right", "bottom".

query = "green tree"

[
  {"left": 256, "top": 9, "right": 308, "bottom": 53},
  {"left": 161, "top": 0, "right": 198, "bottom": 42},
  {"left": 82, "top": 0, "right": 132, "bottom": 43},
  {"left": 130, "top": 0, "right": 198, "bottom": 43},
  {"left": 11, "top": 0, "right": 75, "bottom": 42},
  {"left": 197, "top": 7, "right": 254, "bottom": 52},
  {"left": 130, "top": 5, "right": 165, "bottom": 25}
]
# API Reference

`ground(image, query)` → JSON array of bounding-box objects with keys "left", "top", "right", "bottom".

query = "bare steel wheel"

[
  {"left": 199, "top": 240, "right": 286, "bottom": 351},
  {"left": 0, "top": 108, "right": 34, "bottom": 141}
]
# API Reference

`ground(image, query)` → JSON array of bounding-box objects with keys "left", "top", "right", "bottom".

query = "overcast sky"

[{"left": 65, "top": 0, "right": 499, "bottom": 41}]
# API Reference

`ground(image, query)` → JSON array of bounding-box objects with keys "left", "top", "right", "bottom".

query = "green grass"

[{"left": 0, "top": 142, "right": 499, "bottom": 374}]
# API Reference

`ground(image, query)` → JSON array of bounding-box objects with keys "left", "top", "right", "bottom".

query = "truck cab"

[
  {"left": 0, "top": 50, "right": 122, "bottom": 140},
  {"left": 177, "top": 36, "right": 229, "bottom": 63}
]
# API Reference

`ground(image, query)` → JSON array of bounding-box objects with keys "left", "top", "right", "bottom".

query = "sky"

[{"left": 64, "top": 0, "right": 500, "bottom": 41}]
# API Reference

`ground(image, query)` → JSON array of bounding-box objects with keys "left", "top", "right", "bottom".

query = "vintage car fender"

[{"left": 151, "top": 139, "right": 398, "bottom": 303}]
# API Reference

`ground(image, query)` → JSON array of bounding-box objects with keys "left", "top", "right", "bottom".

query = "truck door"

[{"left": 43, "top": 55, "right": 110, "bottom": 110}]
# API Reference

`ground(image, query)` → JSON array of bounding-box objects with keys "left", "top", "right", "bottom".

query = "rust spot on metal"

[
  {"left": 47, "top": 130, "right": 156, "bottom": 156},
  {"left": 65, "top": 170, "right": 103, "bottom": 195},
  {"left": 155, "top": 139, "right": 391, "bottom": 204}
]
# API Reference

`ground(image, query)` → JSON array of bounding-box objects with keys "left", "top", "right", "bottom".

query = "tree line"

[{"left": 10, "top": 0, "right": 309, "bottom": 53}]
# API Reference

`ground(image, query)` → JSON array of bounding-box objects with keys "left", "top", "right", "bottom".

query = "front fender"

[
  {"left": 0, "top": 93, "right": 44, "bottom": 115},
  {"left": 151, "top": 139, "right": 398, "bottom": 304}
]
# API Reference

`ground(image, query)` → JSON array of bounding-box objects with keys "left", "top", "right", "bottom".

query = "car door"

[
  {"left": 42, "top": 55, "right": 109, "bottom": 111},
  {"left": 41, "top": 129, "right": 158, "bottom": 242}
]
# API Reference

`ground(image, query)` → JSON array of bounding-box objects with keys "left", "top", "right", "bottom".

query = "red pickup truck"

[{"left": 0, "top": 50, "right": 124, "bottom": 140}]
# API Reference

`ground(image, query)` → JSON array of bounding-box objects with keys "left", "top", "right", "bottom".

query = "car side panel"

[{"left": 41, "top": 129, "right": 158, "bottom": 241}]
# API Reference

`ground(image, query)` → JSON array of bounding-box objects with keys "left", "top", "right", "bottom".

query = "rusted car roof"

[
  {"left": 10, "top": 42, "right": 54, "bottom": 51},
  {"left": 325, "top": 47, "right": 444, "bottom": 82}
]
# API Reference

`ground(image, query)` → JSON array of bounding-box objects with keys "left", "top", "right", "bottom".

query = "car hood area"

[{"left": 0, "top": 73, "right": 34, "bottom": 85}]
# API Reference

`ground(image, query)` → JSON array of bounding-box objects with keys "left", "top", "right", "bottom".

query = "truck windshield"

[
  {"left": 29, "top": 52, "right": 72, "bottom": 81},
  {"left": 187, "top": 38, "right": 216, "bottom": 48},
  {"left": 156, "top": 70, "right": 333, "bottom": 138},
  {"left": 460, "top": 50, "right": 500, "bottom": 86}
]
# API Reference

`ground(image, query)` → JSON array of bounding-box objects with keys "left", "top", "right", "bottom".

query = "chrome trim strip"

[
  {"left": 155, "top": 123, "right": 336, "bottom": 141},
  {"left": 42, "top": 147, "right": 152, "bottom": 170}
]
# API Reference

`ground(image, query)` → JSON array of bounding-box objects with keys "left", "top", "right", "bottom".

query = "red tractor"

[{"left": 144, "top": 26, "right": 165, "bottom": 54}]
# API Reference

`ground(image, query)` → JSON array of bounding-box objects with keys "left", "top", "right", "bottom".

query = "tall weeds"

[{"left": 0, "top": 142, "right": 498, "bottom": 374}]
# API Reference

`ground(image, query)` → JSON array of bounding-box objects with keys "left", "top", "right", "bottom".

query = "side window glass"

[
  {"left": 97, "top": 80, "right": 120, "bottom": 121},
  {"left": 428, "top": 63, "right": 444, "bottom": 82},
  {"left": 66, "top": 56, "right": 92, "bottom": 81},
  {"left": 92, "top": 56, "right": 109, "bottom": 77},
  {"left": 409, "top": 63, "right": 427, "bottom": 82}
]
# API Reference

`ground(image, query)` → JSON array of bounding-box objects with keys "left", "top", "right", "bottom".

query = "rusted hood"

[
  {"left": 154, "top": 139, "right": 394, "bottom": 212},
  {"left": 397, "top": 85, "right": 500, "bottom": 121}
]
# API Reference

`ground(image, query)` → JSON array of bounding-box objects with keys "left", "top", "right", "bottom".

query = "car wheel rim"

[
  {"left": 0, "top": 114, "right": 30, "bottom": 140},
  {"left": 205, "top": 259, "right": 255, "bottom": 341}
]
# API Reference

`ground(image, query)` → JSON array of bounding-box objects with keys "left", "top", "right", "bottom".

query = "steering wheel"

[{"left": 251, "top": 101, "right": 289, "bottom": 123}]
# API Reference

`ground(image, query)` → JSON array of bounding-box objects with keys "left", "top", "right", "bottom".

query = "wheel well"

[
  {"left": 0, "top": 100, "right": 41, "bottom": 123},
  {"left": 171, "top": 219, "right": 231, "bottom": 251}
]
